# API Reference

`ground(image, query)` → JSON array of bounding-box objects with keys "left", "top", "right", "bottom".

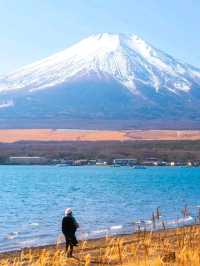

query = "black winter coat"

[{"left": 62, "top": 215, "right": 78, "bottom": 237}]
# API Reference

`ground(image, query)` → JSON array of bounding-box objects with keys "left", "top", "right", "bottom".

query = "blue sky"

[{"left": 0, "top": 0, "right": 199, "bottom": 74}]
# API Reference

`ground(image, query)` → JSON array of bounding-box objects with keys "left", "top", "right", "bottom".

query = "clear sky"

[{"left": 0, "top": 0, "right": 199, "bottom": 74}]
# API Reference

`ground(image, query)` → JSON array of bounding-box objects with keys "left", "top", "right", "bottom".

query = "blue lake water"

[{"left": 0, "top": 165, "right": 200, "bottom": 252}]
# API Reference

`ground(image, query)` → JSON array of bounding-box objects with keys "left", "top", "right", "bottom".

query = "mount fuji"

[{"left": 0, "top": 33, "right": 200, "bottom": 129}]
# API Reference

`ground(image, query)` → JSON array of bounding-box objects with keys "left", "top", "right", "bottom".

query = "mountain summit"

[{"left": 0, "top": 33, "right": 200, "bottom": 129}]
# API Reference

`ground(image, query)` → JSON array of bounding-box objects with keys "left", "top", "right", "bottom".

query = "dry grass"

[
  {"left": 1, "top": 225, "right": 200, "bottom": 265},
  {"left": 1, "top": 129, "right": 200, "bottom": 143}
]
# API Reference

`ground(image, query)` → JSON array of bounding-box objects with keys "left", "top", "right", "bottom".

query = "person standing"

[{"left": 62, "top": 208, "right": 79, "bottom": 257}]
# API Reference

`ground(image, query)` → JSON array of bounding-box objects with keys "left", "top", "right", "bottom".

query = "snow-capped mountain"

[{"left": 0, "top": 33, "right": 200, "bottom": 129}]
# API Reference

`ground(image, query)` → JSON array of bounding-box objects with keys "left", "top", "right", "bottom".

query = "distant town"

[
  {"left": 3, "top": 156, "right": 200, "bottom": 167},
  {"left": 0, "top": 140, "right": 200, "bottom": 166}
]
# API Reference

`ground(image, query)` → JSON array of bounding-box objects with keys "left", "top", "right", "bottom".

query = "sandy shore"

[{"left": 1, "top": 224, "right": 200, "bottom": 265}]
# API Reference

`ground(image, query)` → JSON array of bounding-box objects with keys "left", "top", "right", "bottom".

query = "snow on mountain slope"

[{"left": 0, "top": 33, "right": 199, "bottom": 95}]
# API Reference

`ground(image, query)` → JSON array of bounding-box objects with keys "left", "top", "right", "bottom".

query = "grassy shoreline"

[{"left": 1, "top": 224, "right": 200, "bottom": 265}]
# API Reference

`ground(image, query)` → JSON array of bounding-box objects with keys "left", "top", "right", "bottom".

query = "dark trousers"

[
  {"left": 64, "top": 234, "right": 77, "bottom": 257},
  {"left": 66, "top": 242, "right": 73, "bottom": 257}
]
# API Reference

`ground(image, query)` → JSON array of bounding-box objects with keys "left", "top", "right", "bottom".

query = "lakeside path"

[
  {"left": 1, "top": 225, "right": 200, "bottom": 265},
  {"left": 1, "top": 129, "right": 200, "bottom": 142}
]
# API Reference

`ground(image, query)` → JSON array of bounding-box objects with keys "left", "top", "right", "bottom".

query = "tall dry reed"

[{"left": 1, "top": 225, "right": 200, "bottom": 265}]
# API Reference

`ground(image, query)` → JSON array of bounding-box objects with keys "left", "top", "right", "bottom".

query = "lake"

[{"left": 0, "top": 165, "right": 200, "bottom": 252}]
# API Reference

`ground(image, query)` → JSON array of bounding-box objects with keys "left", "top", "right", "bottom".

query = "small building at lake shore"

[
  {"left": 113, "top": 158, "right": 137, "bottom": 166},
  {"left": 8, "top": 156, "right": 47, "bottom": 165},
  {"left": 142, "top": 157, "right": 161, "bottom": 166}
]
